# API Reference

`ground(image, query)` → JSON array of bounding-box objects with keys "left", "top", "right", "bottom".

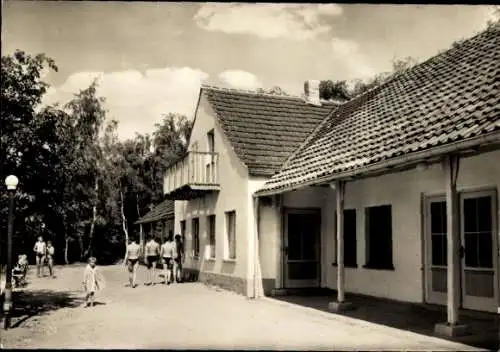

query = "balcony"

[{"left": 163, "top": 151, "right": 220, "bottom": 200}]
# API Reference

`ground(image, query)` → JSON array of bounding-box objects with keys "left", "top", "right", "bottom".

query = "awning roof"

[{"left": 135, "top": 199, "right": 174, "bottom": 225}]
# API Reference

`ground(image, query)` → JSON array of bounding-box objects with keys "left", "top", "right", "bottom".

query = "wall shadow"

[
  {"left": 1, "top": 289, "right": 84, "bottom": 329},
  {"left": 270, "top": 290, "right": 499, "bottom": 351}
]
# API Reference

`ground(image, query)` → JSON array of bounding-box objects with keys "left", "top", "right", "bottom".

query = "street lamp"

[{"left": 3, "top": 175, "right": 18, "bottom": 330}]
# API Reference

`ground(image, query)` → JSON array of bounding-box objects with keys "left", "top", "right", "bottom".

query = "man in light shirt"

[
  {"left": 144, "top": 235, "right": 160, "bottom": 285},
  {"left": 33, "top": 236, "right": 46, "bottom": 277}
]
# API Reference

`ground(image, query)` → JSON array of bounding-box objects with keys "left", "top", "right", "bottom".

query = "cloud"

[
  {"left": 194, "top": 4, "right": 343, "bottom": 41},
  {"left": 331, "top": 38, "right": 378, "bottom": 80},
  {"left": 218, "top": 70, "right": 262, "bottom": 90},
  {"left": 42, "top": 67, "right": 209, "bottom": 140}
]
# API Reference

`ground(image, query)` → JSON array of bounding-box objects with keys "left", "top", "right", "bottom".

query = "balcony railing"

[{"left": 163, "top": 151, "right": 220, "bottom": 200}]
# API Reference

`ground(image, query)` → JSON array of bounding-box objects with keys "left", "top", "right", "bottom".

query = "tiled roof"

[
  {"left": 135, "top": 199, "right": 174, "bottom": 225},
  {"left": 202, "top": 87, "right": 340, "bottom": 176},
  {"left": 258, "top": 25, "right": 500, "bottom": 194}
]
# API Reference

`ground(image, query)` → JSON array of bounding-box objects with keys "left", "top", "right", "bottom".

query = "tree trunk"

[
  {"left": 77, "top": 233, "right": 84, "bottom": 261},
  {"left": 64, "top": 236, "right": 69, "bottom": 265},
  {"left": 136, "top": 194, "right": 144, "bottom": 252},
  {"left": 120, "top": 190, "right": 129, "bottom": 261},
  {"left": 84, "top": 177, "right": 99, "bottom": 258}
]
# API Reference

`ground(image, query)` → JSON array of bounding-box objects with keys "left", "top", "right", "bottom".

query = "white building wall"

[
  {"left": 174, "top": 93, "right": 252, "bottom": 280},
  {"left": 259, "top": 187, "right": 333, "bottom": 290},
  {"left": 259, "top": 149, "right": 500, "bottom": 304},
  {"left": 247, "top": 178, "right": 268, "bottom": 294}
]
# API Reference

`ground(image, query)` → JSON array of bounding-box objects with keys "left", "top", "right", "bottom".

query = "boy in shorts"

[
  {"left": 46, "top": 240, "right": 55, "bottom": 278},
  {"left": 125, "top": 236, "right": 141, "bottom": 288},
  {"left": 144, "top": 235, "right": 160, "bottom": 285},
  {"left": 33, "top": 236, "right": 46, "bottom": 277},
  {"left": 160, "top": 234, "right": 175, "bottom": 285}
]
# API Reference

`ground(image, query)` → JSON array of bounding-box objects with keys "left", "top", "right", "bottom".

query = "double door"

[{"left": 425, "top": 190, "right": 498, "bottom": 312}]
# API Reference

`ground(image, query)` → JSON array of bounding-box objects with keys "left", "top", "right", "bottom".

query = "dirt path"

[{"left": 0, "top": 264, "right": 484, "bottom": 350}]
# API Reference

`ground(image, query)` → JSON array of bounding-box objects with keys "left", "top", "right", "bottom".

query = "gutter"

[{"left": 255, "top": 132, "right": 500, "bottom": 197}]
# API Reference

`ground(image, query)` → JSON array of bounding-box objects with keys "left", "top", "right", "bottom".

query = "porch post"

[
  {"left": 329, "top": 180, "right": 354, "bottom": 312},
  {"left": 253, "top": 196, "right": 264, "bottom": 299},
  {"left": 272, "top": 194, "right": 285, "bottom": 296},
  {"left": 434, "top": 155, "right": 468, "bottom": 337}
]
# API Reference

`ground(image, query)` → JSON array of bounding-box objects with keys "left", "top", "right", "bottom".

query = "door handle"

[{"left": 459, "top": 245, "right": 465, "bottom": 259}]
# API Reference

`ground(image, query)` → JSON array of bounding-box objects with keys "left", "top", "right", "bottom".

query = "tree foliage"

[
  {"left": 1, "top": 50, "right": 192, "bottom": 265},
  {"left": 256, "top": 86, "right": 290, "bottom": 96},
  {"left": 319, "top": 56, "right": 418, "bottom": 101}
]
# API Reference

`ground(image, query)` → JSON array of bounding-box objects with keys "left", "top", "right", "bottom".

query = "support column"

[
  {"left": 248, "top": 196, "right": 262, "bottom": 299},
  {"left": 253, "top": 196, "right": 264, "bottom": 299},
  {"left": 434, "top": 155, "right": 468, "bottom": 337},
  {"left": 329, "top": 180, "right": 354, "bottom": 312},
  {"left": 271, "top": 194, "right": 286, "bottom": 297}
]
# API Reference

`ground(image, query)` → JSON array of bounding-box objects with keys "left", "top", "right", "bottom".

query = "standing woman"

[
  {"left": 33, "top": 236, "right": 47, "bottom": 277},
  {"left": 124, "top": 236, "right": 141, "bottom": 288},
  {"left": 46, "top": 240, "right": 55, "bottom": 278}
]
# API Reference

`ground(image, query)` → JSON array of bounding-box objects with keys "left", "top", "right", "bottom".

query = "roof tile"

[
  {"left": 259, "top": 25, "right": 500, "bottom": 194},
  {"left": 202, "top": 88, "right": 340, "bottom": 176},
  {"left": 135, "top": 199, "right": 174, "bottom": 225}
]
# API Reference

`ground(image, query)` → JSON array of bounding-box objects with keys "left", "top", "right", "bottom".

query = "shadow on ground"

[
  {"left": 1, "top": 289, "right": 84, "bottom": 329},
  {"left": 271, "top": 290, "right": 499, "bottom": 351}
]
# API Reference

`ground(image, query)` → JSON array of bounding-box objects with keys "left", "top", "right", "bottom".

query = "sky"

[{"left": 2, "top": 2, "right": 497, "bottom": 140}]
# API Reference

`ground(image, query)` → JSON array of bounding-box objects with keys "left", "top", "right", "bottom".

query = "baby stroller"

[{"left": 12, "top": 254, "right": 29, "bottom": 288}]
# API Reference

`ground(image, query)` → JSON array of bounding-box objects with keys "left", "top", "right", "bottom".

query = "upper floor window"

[
  {"left": 207, "top": 130, "right": 215, "bottom": 153},
  {"left": 208, "top": 215, "right": 216, "bottom": 259}
]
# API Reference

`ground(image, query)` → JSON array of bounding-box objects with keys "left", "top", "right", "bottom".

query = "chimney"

[{"left": 304, "top": 80, "right": 321, "bottom": 106}]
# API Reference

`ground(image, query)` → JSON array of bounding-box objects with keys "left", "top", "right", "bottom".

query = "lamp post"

[{"left": 3, "top": 175, "right": 18, "bottom": 330}]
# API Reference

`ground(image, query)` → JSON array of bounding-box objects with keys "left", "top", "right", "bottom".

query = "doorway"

[
  {"left": 424, "top": 190, "right": 498, "bottom": 312},
  {"left": 283, "top": 208, "right": 321, "bottom": 289}
]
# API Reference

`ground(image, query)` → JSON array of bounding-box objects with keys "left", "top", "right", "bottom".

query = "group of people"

[
  {"left": 10, "top": 236, "right": 54, "bottom": 288},
  {"left": 11, "top": 233, "right": 185, "bottom": 308},
  {"left": 33, "top": 236, "right": 56, "bottom": 278},
  {"left": 125, "top": 232, "right": 184, "bottom": 288}
]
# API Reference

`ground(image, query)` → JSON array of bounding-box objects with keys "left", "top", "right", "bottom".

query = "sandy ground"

[{"left": 0, "top": 264, "right": 485, "bottom": 350}]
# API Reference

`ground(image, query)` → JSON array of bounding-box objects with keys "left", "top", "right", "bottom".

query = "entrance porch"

[{"left": 257, "top": 149, "right": 500, "bottom": 339}]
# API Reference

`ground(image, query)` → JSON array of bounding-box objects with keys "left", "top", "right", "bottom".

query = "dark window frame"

[
  {"left": 363, "top": 205, "right": 394, "bottom": 271},
  {"left": 180, "top": 220, "right": 186, "bottom": 255},
  {"left": 225, "top": 210, "right": 237, "bottom": 260},
  {"left": 207, "top": 129, "right": 215, "bottom": 153},
  {"left": 208, "top": 215, "right": 216, "bottom": 259},
  {"left": 192, "top": 218, "right": 200, "bottom": 258}
]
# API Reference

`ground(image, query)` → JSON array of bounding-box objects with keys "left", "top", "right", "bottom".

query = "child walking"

[{"left": 82, "top": 257, "right": 105, "bottom": 307}]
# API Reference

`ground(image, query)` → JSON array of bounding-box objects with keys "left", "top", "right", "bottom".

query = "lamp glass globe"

[{"left": 5, "top": 175, "right": 19, "bottom": 190}]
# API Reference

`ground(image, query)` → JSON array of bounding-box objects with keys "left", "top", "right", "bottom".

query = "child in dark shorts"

[
  {"left": 144, "top": 235, "right": 160, "bottom": 285},
  {"left": 160, "top": 234, "right": 175, "bottom": 285}
]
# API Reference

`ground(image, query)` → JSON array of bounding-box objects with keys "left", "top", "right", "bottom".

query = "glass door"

[{"left": 460, "top": 191, "right": 498, "bottom": 312}]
